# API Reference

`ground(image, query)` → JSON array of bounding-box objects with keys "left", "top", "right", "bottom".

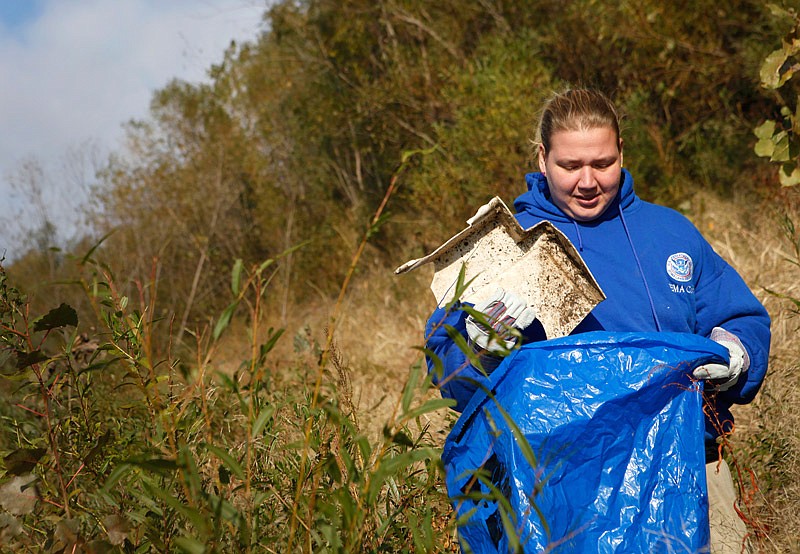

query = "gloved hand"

[
  {"left": 692, "top": 327, "right": 750, "bottom": 392},
  {"left": 465, "top": 288, "right": 537, "bottom": 355}
]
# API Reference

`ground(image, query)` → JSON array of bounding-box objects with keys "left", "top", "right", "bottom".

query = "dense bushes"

[
  {"left": 8, "top": 1, "right": 794, "bottom": 327},
  {"left": 0, "top": 252, "right": 455, "bottom": 552}
]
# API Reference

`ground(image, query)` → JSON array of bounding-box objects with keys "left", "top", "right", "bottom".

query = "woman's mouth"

[{"left": 575, "top": 195, "right": 600, "bottom": 207}]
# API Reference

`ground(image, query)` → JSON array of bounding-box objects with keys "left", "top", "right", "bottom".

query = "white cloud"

[{"left": 0, "top": 0, "right": 267, "bottom": 255}]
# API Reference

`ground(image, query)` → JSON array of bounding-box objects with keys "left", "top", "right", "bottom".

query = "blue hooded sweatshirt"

[{"left": 425, "top": 169, "right": 771, "bottom": 442}]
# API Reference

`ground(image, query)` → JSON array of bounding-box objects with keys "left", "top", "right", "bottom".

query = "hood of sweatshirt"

[
  {"left": 512, "top": 167, "right": 662, "bottom": 333},
  {"left": 514, "top": 168, "right": 638, "bottom": 223}
]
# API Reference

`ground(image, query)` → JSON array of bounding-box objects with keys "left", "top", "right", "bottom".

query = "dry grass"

[
  {"left": 670, "top": 188, "right": 800, "bottom": 552},
  {"left": 289, "top": 264, "right": 455, "bottom": 444}
]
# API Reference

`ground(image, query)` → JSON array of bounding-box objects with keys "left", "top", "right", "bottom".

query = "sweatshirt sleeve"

[
  {"left": 694, "top": 244, "right": 771, "bottom": 405},
  {"left": 424, "top": 305, "right": 492, "bottom": 412}
]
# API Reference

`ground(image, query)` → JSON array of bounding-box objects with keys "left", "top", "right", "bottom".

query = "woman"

[{"left": 425, "top": 88, "right": 770, "bottom": 553}]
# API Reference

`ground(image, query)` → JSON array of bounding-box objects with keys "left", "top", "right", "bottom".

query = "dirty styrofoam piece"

[{"left": 395, "top": 197, "right": 605, "bottom": 339}]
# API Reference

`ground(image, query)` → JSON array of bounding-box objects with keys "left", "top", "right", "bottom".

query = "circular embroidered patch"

[{"left": 666, "top": 252, "right": 693, "bottom": 282}]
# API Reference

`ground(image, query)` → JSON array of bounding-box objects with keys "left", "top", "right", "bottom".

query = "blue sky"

[
  {"left": 0, "top": 1, "right": 45, "bottom": 30},
  {"left": 0, "top": 0, "right": 267, "bottom": 258}
]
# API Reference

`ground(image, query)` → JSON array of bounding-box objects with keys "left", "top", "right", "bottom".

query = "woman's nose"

[{"left": 577, "top": 167, "right": 596, "bottom": 188}]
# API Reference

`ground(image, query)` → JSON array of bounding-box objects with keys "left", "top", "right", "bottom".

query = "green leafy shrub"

[
  {"left": 0, "top": 247, "right": 463, "bottom": 552},
  {"left": 754, "top": 5, "right": 800, "bottom": 186}
]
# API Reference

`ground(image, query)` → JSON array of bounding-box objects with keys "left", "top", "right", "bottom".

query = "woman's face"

[{"left": 538, "top": 126, "right": 623, "bottom": 222}]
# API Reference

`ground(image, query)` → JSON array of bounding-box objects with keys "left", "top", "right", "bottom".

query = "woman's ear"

[
  {"left": 619, "top": 138, "right": 624, "bottom": 167},
  {"left": 538, "top": 144, "right": 547, "bottom": 175}
]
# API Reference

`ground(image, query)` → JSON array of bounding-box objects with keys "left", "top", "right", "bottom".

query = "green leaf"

[
  {"left": 794, "top": 104, "right": 800, "bottom": 135},
  {"left": 390, "top": 430, "right": 414, "bottom": 447},
  {"left": 257, "top": 258, "right": 275, "bottom": 274},
  {"left": 80, "top": 230, "right": 115, "bottom": 264},
  {"left": 251, "top": 405, "right": 275, "bottom": 438},
  {"left": 754, "top": 138, "right": 775, "bottom": 158},
  {"left": 484, "top": 398, "right": 554, "bottom": 538},
  {"left": 780, "top": 59, "right": 800, "bottom": 87},
  {"left": 401, "top": 363, "right": 420, "bottom": 413},
  {"left": 422, "top": 346, "right": 445, "bottom": 380},
  {"left": 206, "top": 493, "right": 240, "bottom": 522},
  {"left": 444, "top": 322, "right": 490, "bottom": 375},
  {"left": 213, "top": 301, "right": 238, "bottom": 341},
  {"left": 754, "top": 120, "right": 776, "bottom": 140},
  {"left": 455, "top": 504, "right": 480, "bottom": 527},
  {"left": 355, "top": 435, "right": 372, "bottom": 464},
  {"left": 492, "top": 401, "right": 539, "bottom": 469},
  {"left": 763, "top": 286, "right": 800, "bottom": 311},
  {"left": 125, "top": 457, "right": 178, "bottom": 474},
  {"left": 3, "top": 448, "right": 46, "bottom": 475},
  {"left": 367, "top": 213, "right": 391, "bottom": 240},
  {"left": 174, "top": 536, "right": 207, "bottom": 554},
  {"left": 204, "top": 443, "right": 245, "bottom": 481},
  {"left": 231, "top": 258, "right": 244, "bottom": 296},
  {"left": 761, "top": 48, "right": 790, "bottom": 88},
  {"left": 767, "top": 3, "right": 795, "bottom": 18},
  {"left": 83, "top": 431, "right": 113, "bottom": 465},
  {"left": 367, "top": 447, "right": 439, "bottom": 503},
  {"left": 445, "top": 262, "right": 479, "bottom": 309},
  {"left": 33, "top": 303, "right": 78, "bottom": 331},
  {"left": 142, "top": 481, "right": 207, "bottom": 534},
  {"left": 454, "top": 470, "right": 523, "bottom": 544},
  {"left": 177, "top": 446, "right": 202, "bottom": 499},
  {"left": 403, "top": 398, "right": 456, "bottom": 421},
  {"left": 790, "top": 138, "right": 800, "bottom": 161},
  {"left": 253, "top": 491, "right": 270, "bottom": 508},
  {"left": 400, "top": 144, "right": 440, "bottom": 164},
  {"left": 102, "top": 463, "right": 133, "bottom": 492},
  {"left": 258, "top": 328, "right": 285, "bottom": 361},
  {"left": 78, "top": 356, "right": 126, "bottom": 376},
  {"left": 771, "top": 131, "right": 790, "bottom": 162},
  {"left": 780, "top": 164, "right": 800, "bottom": 187},
  {"left": 14, "top": 349, "right": 48, "bottom": 370}
]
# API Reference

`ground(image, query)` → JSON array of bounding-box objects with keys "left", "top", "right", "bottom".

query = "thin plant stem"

[
  {"left": 286, "top": 151, "right": 421, "bottom": 551},
  {"left": 33, "top": 361, "right": 71, "bottom": 517}
]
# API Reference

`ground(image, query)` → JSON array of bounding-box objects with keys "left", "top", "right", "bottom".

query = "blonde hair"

[{"left": 536, "top": 89, "right": 621, "bottom": 153}]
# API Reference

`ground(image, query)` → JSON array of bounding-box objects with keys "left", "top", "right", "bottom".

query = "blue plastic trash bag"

[{"left": 442, "top": 331, "right": 729, "bottom": 553}]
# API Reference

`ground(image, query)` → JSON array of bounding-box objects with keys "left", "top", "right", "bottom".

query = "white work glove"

[
  {"left": 692, "top": 327, "right": 750, "bottom": 392},
  {"left": 465, "top": 288, "right": 537, "bottom": 355}
]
